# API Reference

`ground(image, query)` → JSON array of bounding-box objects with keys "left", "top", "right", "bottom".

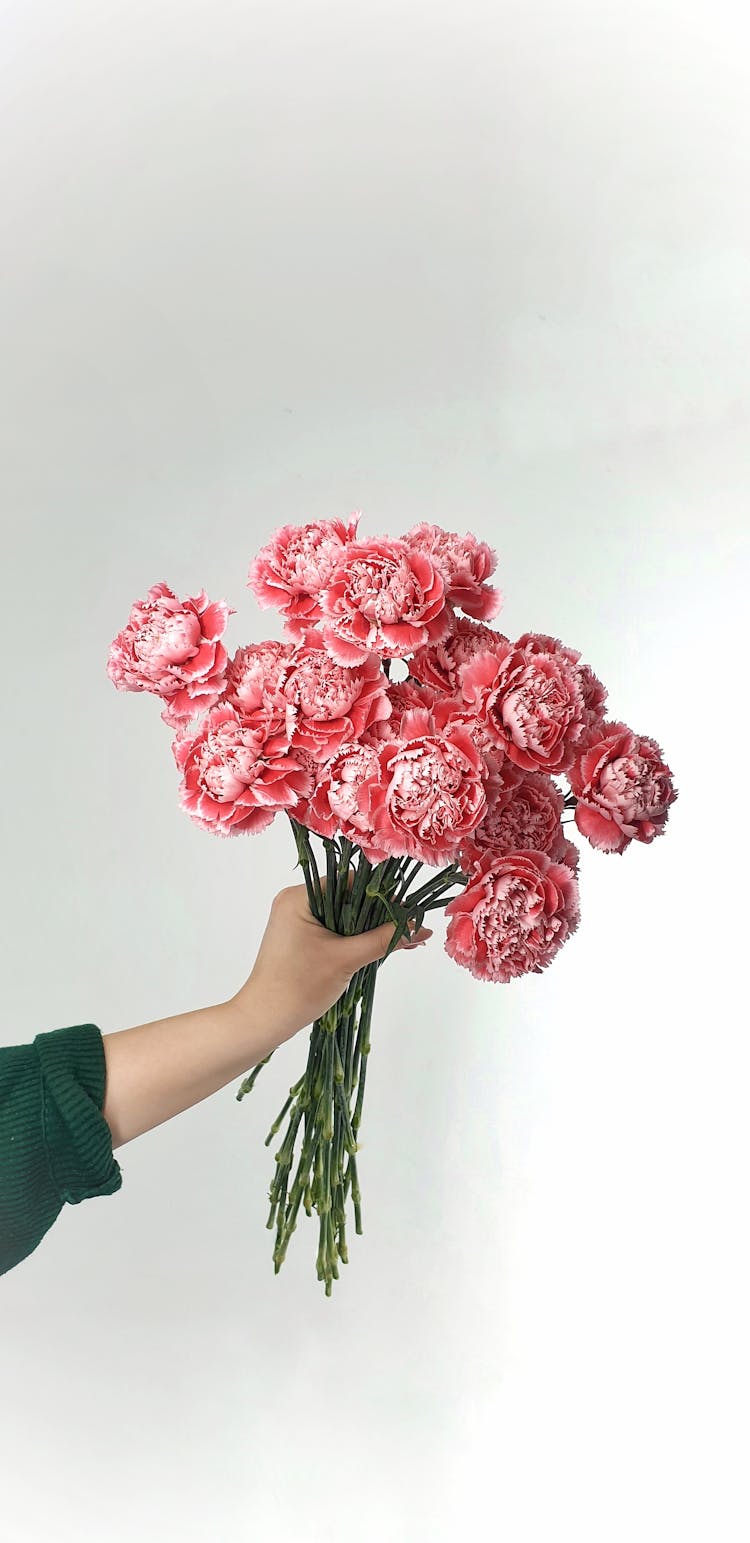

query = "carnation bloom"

[
  {"left": 461, "top": 760, "right": 567, "bottom": 867},
  {"left": 568, "top": 720, "right": 679, "bottom": 853},
  {"left": 445, "top": 847, "right": 581, "bottom": 982},
  {"left": 419, "top": 691, "right": 499, "bottom": 756},
  {"left": 516, "top": 631, "right": 608, "bottom": 751},
  {"left": 247, "top": 513, "right": 360, "bottom": 638},
  {"left": 106, "top": 582, "right": 235, "bottom": 728},
  {"left": 171, "top": 702, "right": 312, "bottom": 837},
  {"left": 222, "top": 639, "right": 295, "bottom": 733},
  {"left": 459, "top": 637, "right": 589, "bottom": 774},
  {"left": 409, "top": 615, "right": 509, "bottom": 694},
  {"left": 403, "top": 522, "right": 503, "bottom": 621},
  {"left": 366, "top": 677, "right": 440, "bottom": 742},
  {"left": 278, "top": 631, "right": 391, "bottom": 761},
  {"left": 369, "top": 707, "right": 488, "bottom": 864},
  {"left": 319, "top": 536, "right": 453, "bottom": 664},
  {"left": 303, "top": 741, "right": 390, "bottom": 863}
]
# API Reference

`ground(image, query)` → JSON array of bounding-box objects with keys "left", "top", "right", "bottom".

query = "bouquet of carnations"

[{"left": 107, "top": 512, "right": 678, "bottom": 1293}]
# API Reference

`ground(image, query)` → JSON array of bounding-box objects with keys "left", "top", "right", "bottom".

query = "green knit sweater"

[{"left": 0, "top": 1023, "right": 122, "bottom": 1277}]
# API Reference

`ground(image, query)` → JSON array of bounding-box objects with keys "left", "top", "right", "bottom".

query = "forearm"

[{"left": 100, "top": 988, "right": 276, "bottom": 1150}]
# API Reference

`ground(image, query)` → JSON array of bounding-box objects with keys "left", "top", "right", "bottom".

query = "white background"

[{"left": 1, "top": 2, "right": 747, "bottom": 1539}]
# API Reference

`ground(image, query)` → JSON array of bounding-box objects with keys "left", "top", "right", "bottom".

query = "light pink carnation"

[
  {"left": 106, "top": 582, "right": 235, "bottom": 728},
  {"left": 568, "top": 720, "right": 679, "bottom": 854},
  {"left": 459, "top": 638, "right": 589, "bottom": 774},
  {"left": 516, "top": 631, "right": 608, "bottom": 751},
  {"left": 278, "top": 631, "right": 391, "bottom": 761},
  {"left": 222, "top": 639, "right": 294, "bottom": 732},
  {"left": 460, "top": 761, "right": 566, "bottom": 868},
  {"left": 445, "top": 847, "right": 581, "bottom": 982},
  {"left": 319, "top": 537, "right": 453, "bottom": 665},
  {"left": 366, "top": 677, "right": 440, "bottom": 742},
  {"left": 369, "top": 710, "right": 488, "bottom": 864},
  {"left": 303, "top": 741, "right": 390, "bottom": 863},
  {"left": 403, "top": 522, "right": 503, "bottom": 621},
  {"left": 282, "top": 747, "right": 319, "bottom": 827},
  {"left": 171, "top": 702, "right": 312, "bottom": 837},
  {"left": 418, "top": 691, "right": 500, "bottom": 757},
  {"left": 409, "top": 616, "right": 509, "bottom": 694},
  {"left": 247, "top": 514, "right": 360, "bottom": 638}
]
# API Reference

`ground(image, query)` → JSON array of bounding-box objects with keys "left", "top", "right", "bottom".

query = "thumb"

[{"left": 343, "top": 919, "right": 398, "bottom": 969}]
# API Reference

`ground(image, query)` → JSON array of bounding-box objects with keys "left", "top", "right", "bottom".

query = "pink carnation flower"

[
  {"left": 106, "top": 582, "right": 235, "bottom": 729},
  {"left": 445, "top": 847, "right": 581, "bottom": 982},
  {"left": 319, "top": 537, "right": 453, "bottom": 665},
  {"left": 370, "top": 709, "right": 488, "bottom": 864},
  {"left": 516, "top": 631, "right": 608, "bottom": 751},
  {"left": 278, "top": 631, "right": 391, "bottom": 761},
  {"left": 366, "top": 677, "right": 440, "bottom": 742},
  {"left": 303, "top": 741, "right": 390, "bottom": 863},
  {"left": 460, "top": 760, "right": 567, "bottom": 868},
  {"left": 403, "top": 522, "right": 503, "bottom": 621},
  {"left": 459, "top": 637, "right": 589, "bottom": 774},
  {"left": 247, "top": 513, "right": 360, "bottom": 638},
  {"left": 222, "top": 639, "right": 294, "bottom": 734},
  {"left": 419, "top": 691, "right": 499, "bottom": 757},
  {"left": 410, "top": 616, "right": 509, "bottom": 694},
  {"left": 568, "top": 720, "right": 679, "bottom": 854},
  {"left": 171, "top": 702, "right": 312, "bottom": 837}
]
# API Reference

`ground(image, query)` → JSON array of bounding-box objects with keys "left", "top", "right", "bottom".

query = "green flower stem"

[
  {"left": 334, "top": 838, "right": 354, "bottom": 928},
  {"left": 313, "top": 1151, "right": 325, "bottom": 1279},
  {"left": 394, "top": 857, "right": 424, "bottom": 902},
  {"left": 288, "top": 816, "right": 324, "bottom": 917},
  {"left": 270, "top": 1017, "right": 328, "bottom": 1254},
  {"left": 343, "top": 974, "right": 367, "bottom": 1091},
  {"left": 331, "top": 1095, "right": 346, "bottom": 1256},
  {"left": 269, "top": 1104, "right": 306, "bottom": 1242},
  {"left": 272, "top": 1018, "right": 328, "bottom": 1203},
  {"left": 266, "top": 1097, "right": 306, "bottom": 1228},
  {"left": 236, "top": 1051, "right": 274, "bottom": 1102},
  {"left": 352, "top": 970, "right": 376, "bottom": 1137},
  {"left": 336, "top": 1214, "right": 349, "bottom": 1266},
  {"left": 348, "top": 963, "right": 377, "bottom": 1098},
  {"left": 274, "top": 1098, "right": 326, "bottom": 1264},
  {"left": 347, "top": 1151, "right": 363, "bottom": 1234},
  {"left": 334, "top": 1043, "right": 358, "bottom": 1155},
  {"left": 342, "top": 963, "right": 366, "bottom": 1019},
  {"left": 290, "top": 825, "right": 317, "bottom": 913},
  {"left": 263, "top": 1074, "right": 306, "bottom": 1147},
  {"left": 400, "top": 864, "right": 465, "bottom": 908},
  {"left": 379, "top": 908, "right": 412, "bottom": 962},
  {"left": 357, "top": 858, "right": 402, "bottom": 932},
  {"left": 301, "top": 1018, "right": 327, "bottom": 1123},
  {"left": 322, "top": 839, "right": 338, "bottom": 930},
  {"left": 348, "top": 849, "right": 373, "bottom": 931},
  {"left": 321, "top": 1009, "right": 336, "bottom": 1169},
  {"left": 417, "top": 891, "right": 466, "bottom": 913},
  {"left": 308, "top": 1011, "right": 336, "bottom": 1289}
]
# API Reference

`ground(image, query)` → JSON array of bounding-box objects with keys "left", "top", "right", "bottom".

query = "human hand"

[{"left": 226, "top": 883, "right": 432, "bottom": 1053}]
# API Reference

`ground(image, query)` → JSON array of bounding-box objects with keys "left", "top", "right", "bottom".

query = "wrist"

[{"left": 221, "top": 976, "right": 300, "bottom": 1064}]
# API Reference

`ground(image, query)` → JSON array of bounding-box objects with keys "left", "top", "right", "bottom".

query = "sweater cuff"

[{"left": 33, "top": 1023, "right": 123, "bottom": 1206}]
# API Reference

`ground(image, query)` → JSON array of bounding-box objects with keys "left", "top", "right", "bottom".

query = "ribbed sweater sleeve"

[{"left": 0, "top": 1023, "right": 122, "bottom": 1277}]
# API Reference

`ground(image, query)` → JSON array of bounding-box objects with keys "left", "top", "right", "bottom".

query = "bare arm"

[{"left": 101, "top": 884, "right": 430, "bottom": 1150}]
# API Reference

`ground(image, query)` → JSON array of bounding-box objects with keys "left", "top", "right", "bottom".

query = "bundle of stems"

[{"left": 236, "top": 815, "right": 467, "bottom": 1295}]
